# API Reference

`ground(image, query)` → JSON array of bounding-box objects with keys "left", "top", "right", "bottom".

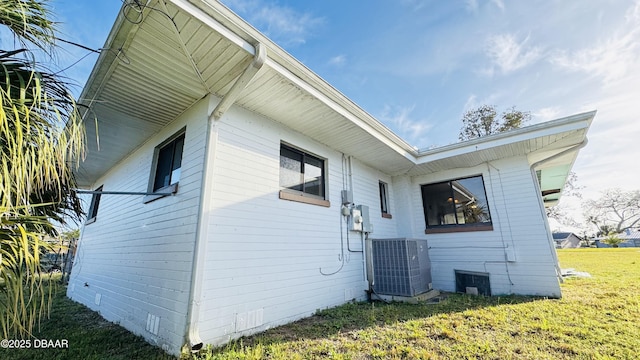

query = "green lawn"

[
  {"left": 0, "top": 281, "right": 174, "bottom": 360},
  {"left": 1, "top": 248, "right": 638, "bottom": 359}
]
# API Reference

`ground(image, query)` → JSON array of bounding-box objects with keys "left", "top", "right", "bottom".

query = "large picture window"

[
  {"left": 421, "top": 175, "right": 492, "bottom": 233},
  {"left": 279, "top": 143, "right": 328, "bottom": 207}
]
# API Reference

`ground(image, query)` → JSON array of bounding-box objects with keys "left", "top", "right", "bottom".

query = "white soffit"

[{"left": 406, "top": 111, "right": 594, "bottom": 177}]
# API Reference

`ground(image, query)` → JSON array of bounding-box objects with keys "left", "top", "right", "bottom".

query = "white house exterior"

[{"left": 67, "top": 0, "right": 595, "bottom": 355}]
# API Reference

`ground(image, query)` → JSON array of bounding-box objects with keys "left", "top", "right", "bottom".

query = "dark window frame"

[
  {"left": 421, "top": 175, "right": 493, "bottom": 233},
  {"left": 86, "top": 185, "right": 103, "bottom": 224},
  {"left": 144, "top": 129, "right": 185, "bottom": 203},
  {"left": 279, "top": 143, "right": 329, "bottom": 207},
  {"left": 379, "top": 181, "right": 392, "bottom": 219}
]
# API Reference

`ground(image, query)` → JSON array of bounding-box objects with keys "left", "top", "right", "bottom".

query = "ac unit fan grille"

[{"left": 371, "top": 238, "right": 432, "bottom": 297}]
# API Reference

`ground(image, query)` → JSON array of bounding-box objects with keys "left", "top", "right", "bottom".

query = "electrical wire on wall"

[
  {"left": 486, "top": 162, "right": 515, "bottom": 289},
  {"left": 319, "top": 206, "right": 347, "bottom": 276},
  {"left": 319, "top": 154, "right": 350, "bottom": 276}
]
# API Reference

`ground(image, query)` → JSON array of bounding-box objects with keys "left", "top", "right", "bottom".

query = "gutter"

[{"left": 185, "top": 41, "right": 266, "bottom": 352}]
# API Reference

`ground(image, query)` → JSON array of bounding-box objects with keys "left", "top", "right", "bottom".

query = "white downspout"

[
  {"left": 212, "top": 43, "right": 266, "bottom": 120},
  {"left": 529, "top": 139, "right": 588, "bottom": 288},
  {"left": 186, "top": 42, "right": 266, "bottom": 352}
]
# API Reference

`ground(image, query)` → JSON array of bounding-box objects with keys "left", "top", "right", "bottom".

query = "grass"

[
  {"left": 1, "top": 248, "right": 638, "bottom": 359},
  {"left": 0, "top": 276, "right": 174, "bottom": 360},
  {"left": 195, "top": 248, "right": 640, "bottom": 360}
]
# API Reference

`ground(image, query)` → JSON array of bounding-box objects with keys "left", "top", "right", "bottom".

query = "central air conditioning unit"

[{"left": 369, "top": 238, "right": 432, "bottom": 297}]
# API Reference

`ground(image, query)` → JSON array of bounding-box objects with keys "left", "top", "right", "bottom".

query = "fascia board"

[{"left": 414, "top": 111, "right": 595, "bottom": 165}]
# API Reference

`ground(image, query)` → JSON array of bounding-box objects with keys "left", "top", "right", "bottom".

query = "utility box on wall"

[{"left": 351, "top": 205, "right": 373, "bottom": 233}]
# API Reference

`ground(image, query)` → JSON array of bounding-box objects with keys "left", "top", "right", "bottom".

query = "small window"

[
  {"left": 152, "top": 131, "right": 185, "bottom": 192},
  {"left": 421, "top": 175, "right": 492, "bottom": 233},
  {"left": 379, "top": 181, "right": 392, "bottom": 218},
  {"left": 279, "top": 143, "right": 329, "bottom": 207},
  {"left": 86, "top": 185, "right": 103, "bottom": 224}
]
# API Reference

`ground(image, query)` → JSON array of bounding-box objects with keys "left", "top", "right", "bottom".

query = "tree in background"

[
  {"left": 584, "top": 189, "right": 640, "bottom": 235},
  {"left": 458, "top": 105, "right": 531, "bottom": 141},
  {"left": 0, "top": 0, "right": 85, "bottom": 338},
  {"left": 546, "top": 171, "right": 583, "bottom": 228}
]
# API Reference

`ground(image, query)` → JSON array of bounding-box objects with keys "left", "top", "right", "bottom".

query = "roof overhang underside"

[
  {"left": 74, "top": 0, "right": 415, "bottom": 187},
  {"left": 75, "top": 0, "right": 594, "bottom": 205}
]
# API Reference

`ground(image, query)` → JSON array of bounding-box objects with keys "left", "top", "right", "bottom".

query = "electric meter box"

[{"left": 351, "top": 205, "right": 373, "bottom": 233}]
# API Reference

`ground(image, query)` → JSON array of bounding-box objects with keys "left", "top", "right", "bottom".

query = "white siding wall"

[
  {"left": 196, "top": 106, "right": 398, "bottom": 345},
  {"left": 350, "top": 158, "right": 398, "bottom": 239},
  {"left": 404, "top": 157, "right": 561, "bottom": 297},
  {"left": 67, "top": 98, "right": 210, "bottom": 354}
]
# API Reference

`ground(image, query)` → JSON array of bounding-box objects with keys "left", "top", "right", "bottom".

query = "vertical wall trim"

[{"left": 185, "top": 95, "right": 220, "bottom": 350}]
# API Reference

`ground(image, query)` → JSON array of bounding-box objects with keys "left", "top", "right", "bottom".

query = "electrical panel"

[
  {"left": 351, "top": 205, "right": 373, "bottom": 233},
  {"left": 341, "top": 190, "right": 353, "bottom": 205}
]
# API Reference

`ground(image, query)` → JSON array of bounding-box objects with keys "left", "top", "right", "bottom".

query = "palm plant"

[
  {"left": 0, "top": 0, "right": 86, "bottom": 338},
  {"left": 602, "top": 231, "right": 624, "bottom": 248}
]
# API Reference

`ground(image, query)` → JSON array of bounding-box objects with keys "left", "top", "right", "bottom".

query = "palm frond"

[
  {"left": 0, "top": 207, "right": 54, "bottom": 338},
  {"left": 0, "top": 0, "right": 56, "bottom": 52},
  {"left": 0, "top": 49, "right": 85, "bottom": 215}
]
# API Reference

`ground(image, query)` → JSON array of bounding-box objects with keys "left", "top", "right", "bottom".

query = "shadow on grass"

[{"left": 217, "top": 292, "right": 545, "bottom": 352}]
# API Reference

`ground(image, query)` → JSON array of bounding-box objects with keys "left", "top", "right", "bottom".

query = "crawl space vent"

[{"left": 455, "top": 270, "right": 491, "bottom": 296}]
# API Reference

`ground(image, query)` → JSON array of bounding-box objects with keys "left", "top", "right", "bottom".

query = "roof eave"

[{"left": 415, "top": 110, "right": 595, "bottom": 162}]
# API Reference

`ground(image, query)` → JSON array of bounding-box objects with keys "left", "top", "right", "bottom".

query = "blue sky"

[{"left": 4, "top": 0, "right": 639, "bottom": 228}]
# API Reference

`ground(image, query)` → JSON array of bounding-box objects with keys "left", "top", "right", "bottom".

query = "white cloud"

[
  {"left": 483, "top": 33, "right": 542, "bottom": 75},
  {"left": 222, "top": 0, "right": 324, "bottom": 46},
  {"left": 378, "top": 105, "right": 433, "bottom": 146},
  {"left": 465, "top": 0, "right": 479, "bottom": 12},
  {"left": 550, "top": 32, "right": 640, "bottom": 85},
  {"left": 626, "top": 0, "right": 640, "bottom": 22},
  {"left": 462, "top": 93, "right": 502, "bottom": 112},
  {"left": 328, "top": 54, "right": 346, "bottom": 67},
  {"left": 490, "top": 0, "right": 505, "bottom": 11},
  {"left": 465, "top": 0, "right": 505, "bottom": 13},
  {"left": 550, "top": 1, "right": 640, "bottom": 85},
  {"left": 532, "top": 107, "right": 562, "bottom": 122}
]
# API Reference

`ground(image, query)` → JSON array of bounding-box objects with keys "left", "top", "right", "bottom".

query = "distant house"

[
  {"left": 66, "top": 0, "right": 595, "bottom": 355},
  {"left": 595, "top": 228, "right": 640, "bottom": 248},
  {"left": 552, "top": 232, "right": 583, "bottom": 248}
]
